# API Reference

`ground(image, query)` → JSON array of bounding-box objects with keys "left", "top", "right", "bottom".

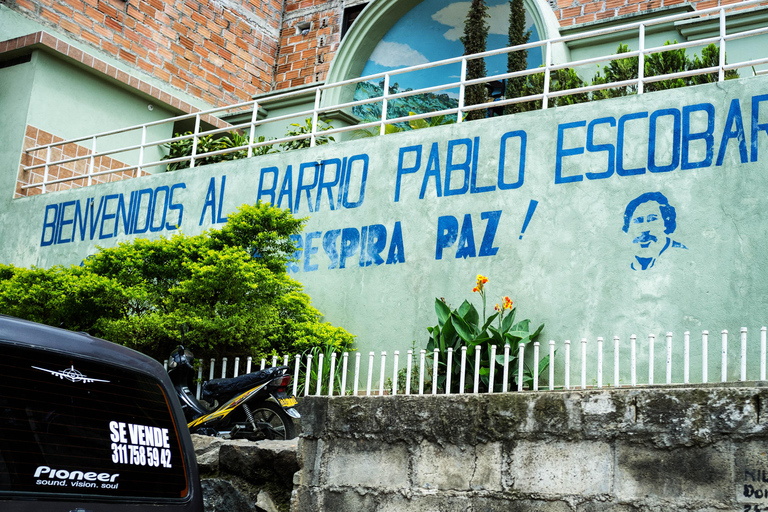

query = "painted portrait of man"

[{"left": 622, "top": 192, "right": 687, "bottom": 271}]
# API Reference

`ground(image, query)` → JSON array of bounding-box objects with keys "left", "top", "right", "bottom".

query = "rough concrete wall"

[
  {"left": 194, "top": 435, "right": 300, "bottom": 512},
  {"left": 293, "top": 385, "right": 768, "bottom": 511}
]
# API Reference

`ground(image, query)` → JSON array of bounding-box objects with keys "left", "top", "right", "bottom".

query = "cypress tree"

[
  {"left": 505, "top": 0, "right": 531, "bottom": 114},
  {"left": 460, "top": 0, "right": 490, "bottom": 121}
]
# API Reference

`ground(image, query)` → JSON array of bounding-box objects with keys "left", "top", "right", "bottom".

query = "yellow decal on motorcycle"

[{"left": 187, "top": 383, "right": 268, "bottom": 428}]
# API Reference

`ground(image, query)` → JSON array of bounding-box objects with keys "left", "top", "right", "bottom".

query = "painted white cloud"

[
  {"left": 433, "top": 2, "right": 534, "bottom": 42},
  {"left": 369, "top": 40, "right": 429, "bottom": 68}
]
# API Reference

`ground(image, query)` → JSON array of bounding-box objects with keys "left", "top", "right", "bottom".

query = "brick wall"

[
  {"left": 17, "top": 125, "right": 147, "bottom": 198},
  {"left": 274, "top": 0, "right": 341, "bottom": 89},
  {"left": 4, "top": 0, "right": 282, "bottom": 106},
  {"left": 554, "top": 0, "right": 753, "bottom": 26}
]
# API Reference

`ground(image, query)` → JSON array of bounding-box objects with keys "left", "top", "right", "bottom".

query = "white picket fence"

[{"left": 166, "top": 327, "right": 768, "bottom": 399}]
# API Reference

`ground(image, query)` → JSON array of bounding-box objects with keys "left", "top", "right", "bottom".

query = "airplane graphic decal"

[{"left": 32, "top": 365, "right": 111, "bottom": 384}]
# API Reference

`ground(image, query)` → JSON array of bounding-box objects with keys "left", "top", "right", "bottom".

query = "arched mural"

[{"left": 352, "top": 0, "right": 544, "bottom": 124}]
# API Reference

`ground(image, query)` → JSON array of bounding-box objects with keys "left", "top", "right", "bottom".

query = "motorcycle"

[{"left": 167, "top": 346, "right": 300, "bottom": 440}]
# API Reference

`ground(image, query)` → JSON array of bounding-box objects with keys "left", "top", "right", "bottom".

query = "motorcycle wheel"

[{"left": 248, "top": 402, "right": 297, "bottom": 440}]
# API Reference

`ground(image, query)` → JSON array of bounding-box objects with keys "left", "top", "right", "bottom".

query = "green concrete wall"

[
  {"left": 0, "top": 56, "right": 34, "bottom": 197},
  {"left": 2, "top": 76, "right": 768, "bottom": 384},
  {"left": 26, "top": 51, "right": 174, "bottom": 172}
]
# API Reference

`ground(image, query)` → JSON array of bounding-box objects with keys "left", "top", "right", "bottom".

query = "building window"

[{"left": 341, "top": 3, "right": 367, "bottom": 39}]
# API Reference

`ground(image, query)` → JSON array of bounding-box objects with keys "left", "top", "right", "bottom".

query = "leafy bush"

[
  {"left": 163, "top": 130, "right": 275, "bottom": 171},
  {"left": 279, "top": 118, "right": 335, "bottom": 151},
  {"left": 531, "top": 42, "right": 739, "bottom": 106},
  {"left": 0, "top": 202, "right": 354, "bottom": 362},
  {"left": 425, "top": 275, "right": 546, "bottom": 393}
]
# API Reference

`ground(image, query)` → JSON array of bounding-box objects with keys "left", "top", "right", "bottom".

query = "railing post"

[
  {"left": 330, "top": 352, "right": 337, "bottom": 397},
  {"left": 248, "top": 101, "right": 259, "bottom": 158},
  {"left": 459, "top": 346, "right": 467, "bottom": 394},
  {"left": 719, "top": 8, "right": 726, "bottom": 82},
  {"left": 392, "top": 351, "right": 399, "bottom": 396},
  {"left": 196, "top": 366, "right": 203, "bottom": 400},
  {"left": 549, "top": 340, "right": 556, "bottom": 390},
  {"left": 138, "top": 125, "right": 146, "bottom": 175},
  {"left": 305, "top": 354, "right": 312, "bottom": 397},
  {"left": 580, "top": 338, "right": 587, "bottom": 389},
  {"left": 762, "top": 327, "right": 767, "bottom": 381},
  {"left": 665, "top": 332, "right": 673, "bottom": 385},
  {"left": 405, "top": 350, "right": 413, "bottom": 395},
  {"left": 638, "top": 24, "right": 645, "bottom": 95},
  {"left": 43, "top": 145, "right": 51, "bottom": 194},
  {"left": 630, "top": 335, "right": 637, "bottom": 386},
  {"left": 613, "top": 336, "right": 620, "bottom": 387},
  {"left": 341, "top": 352, "right": 349, "bottom": 396},
  {"left": 741, "top": 327, "right": 748, "bottom": 381},
  {"left": 648, "top": 334, "right": 655, "bottom": 385},
  {"left": 489, "top": 345, "right": 497, "bottom": 393},
  {"left": 446, "top": 347, "right": 454, "bottom": 395},
  {"left": 683, "top": 331, "right": 690, "bottom": 384},
  {"left": 315, "top": 352, "right": 324, "bottom": 396},
  {"left": 354, "top": 352, "right": 361, "bottom": 396},
  {"left": 379, "top": 352, "right": 387, "bottom": 396},
  {"left": 366, "top": 352, "right": 374, "bottom": 396},
  {"left": 293, "top": 354, "right": 301, "bottom": 397},
  {"left": 542, "top": 41, "right": 552, "bottom": 110},
  {"left": 473, "top": 345, "right": 481, "bottom": 394},
  {"left": 233, "top": 357, "right": 240, "bottom": 378},
  {"left": 596, "top": 337, "right": 603, "bottom": 388},
  {"left": 419, "top": 349, "right": 426, "bottom": 395},
  {"left": 380, "top": 74, "right": 390, "bottom": 135},
  {"left": 564, "top": 340, "right": 571, "bottom": 390},
  {"left": 533, "top": 341, "right": 540, "bottom": 391},
  {"left": 272, "top": 355, "right": 278, "bottom": 368},
  {"left": 518, "top": 342, "right": 525, "bottom": 391},
  {"left": 311, "top": 88, "right": 321, "bottom": 147},
  {"left": 721, "top": 330, "right": 728, "bottom": 382},
  {"left": 221, "top": 357, "right": 227, "bottom": 379},
  {"left": 457, "top": 58, "right": 467, "bottom": 124},
  {"left": 246, "top": 356, "right": 252, "bottom": 374},
  {"left": 502, "top": 344, "right": 510, "bottom": 392},
  {"left": 702, "top": 331, "right": 709, "bottom": 383},
  {"left": 190, "top": 113, "right": 201, "bottom": 168},
  {"left": 88, "top": 136, "right": 96, "bottom": 187},
  {"left": 209, "top": 358, "right": 215, "bottom": 382},
  {"left": 432, "top": 348, "right": 439, "bottom": 395}
]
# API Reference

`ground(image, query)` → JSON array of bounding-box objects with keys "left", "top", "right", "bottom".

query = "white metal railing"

[
  {"left": 164, "top": 326, "right": 768, "bottom": 399},
  {"left": 21, "top": 0, "right": 768, "bottom": 193}
]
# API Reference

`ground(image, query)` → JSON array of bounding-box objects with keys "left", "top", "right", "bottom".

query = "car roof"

[{"left": 0, "top": 314, "right": 166, "bottom": 380}]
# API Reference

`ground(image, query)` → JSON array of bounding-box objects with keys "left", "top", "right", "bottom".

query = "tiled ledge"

[{"left": 0, "top": 31, "right": 231, "bottom": 130}]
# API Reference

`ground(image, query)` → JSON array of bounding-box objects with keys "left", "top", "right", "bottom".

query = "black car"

[{"left": 0, "top": 315, "right": 203, "bottom": 511}]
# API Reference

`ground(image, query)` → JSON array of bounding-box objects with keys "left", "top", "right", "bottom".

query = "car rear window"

[{"left": 0, "top": 342, "right": 189, "bottom": 501}]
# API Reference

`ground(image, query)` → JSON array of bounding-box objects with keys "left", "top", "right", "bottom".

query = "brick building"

[{"left": 1, "top": 0, "right": 765, "bottom": 197}]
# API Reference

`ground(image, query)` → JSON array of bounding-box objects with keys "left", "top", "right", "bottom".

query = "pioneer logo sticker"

[
  {"left": 34, "top": 466, "right": 120, "bottom": 489},
  {"left": 31, "top": 365, "right": 110, "bottom": 384}
]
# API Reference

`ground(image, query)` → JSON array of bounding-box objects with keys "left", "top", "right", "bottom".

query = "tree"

[
  {"left": 0, "top": 202, "right": 354, "bottom": 362},
  {"left": 460, "top": 0, "right": 490, "bottom": 121},
  {"left": 504, "top": 0, "right": 531, "bottom": 115}
]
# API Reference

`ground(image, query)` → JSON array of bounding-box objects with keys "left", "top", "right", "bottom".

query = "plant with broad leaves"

[{"left": 426, "top": 276, "right": 546, "bottom": 393}]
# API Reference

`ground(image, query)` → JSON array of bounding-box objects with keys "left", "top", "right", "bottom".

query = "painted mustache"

[{"left": 632, "top": 232, "right": 658, "bottom": 247}]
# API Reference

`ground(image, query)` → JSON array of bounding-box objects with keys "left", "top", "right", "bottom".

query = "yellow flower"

[{"left": 474, "top": 274, "right": 488, "bottom": 292}]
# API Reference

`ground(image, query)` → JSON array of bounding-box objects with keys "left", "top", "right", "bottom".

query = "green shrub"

[
  {"left": 0, "top": 202, "right": 354, "bottom": 362},
  {"left": 425, "top": 275, "right": 547, "bottom": 393}
]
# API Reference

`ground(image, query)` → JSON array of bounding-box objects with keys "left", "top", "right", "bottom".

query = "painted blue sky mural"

[{"left": 360, "top": 0, "right": 542, "bottom": 94}]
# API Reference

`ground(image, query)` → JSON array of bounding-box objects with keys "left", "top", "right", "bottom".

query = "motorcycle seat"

[{"left": 202, "top": 366, "right": 287, "bottom": 403}]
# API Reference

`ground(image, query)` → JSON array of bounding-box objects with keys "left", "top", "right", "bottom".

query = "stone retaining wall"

[{"left": 292, "top": 384, "right": 768, "bottom": 511}]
